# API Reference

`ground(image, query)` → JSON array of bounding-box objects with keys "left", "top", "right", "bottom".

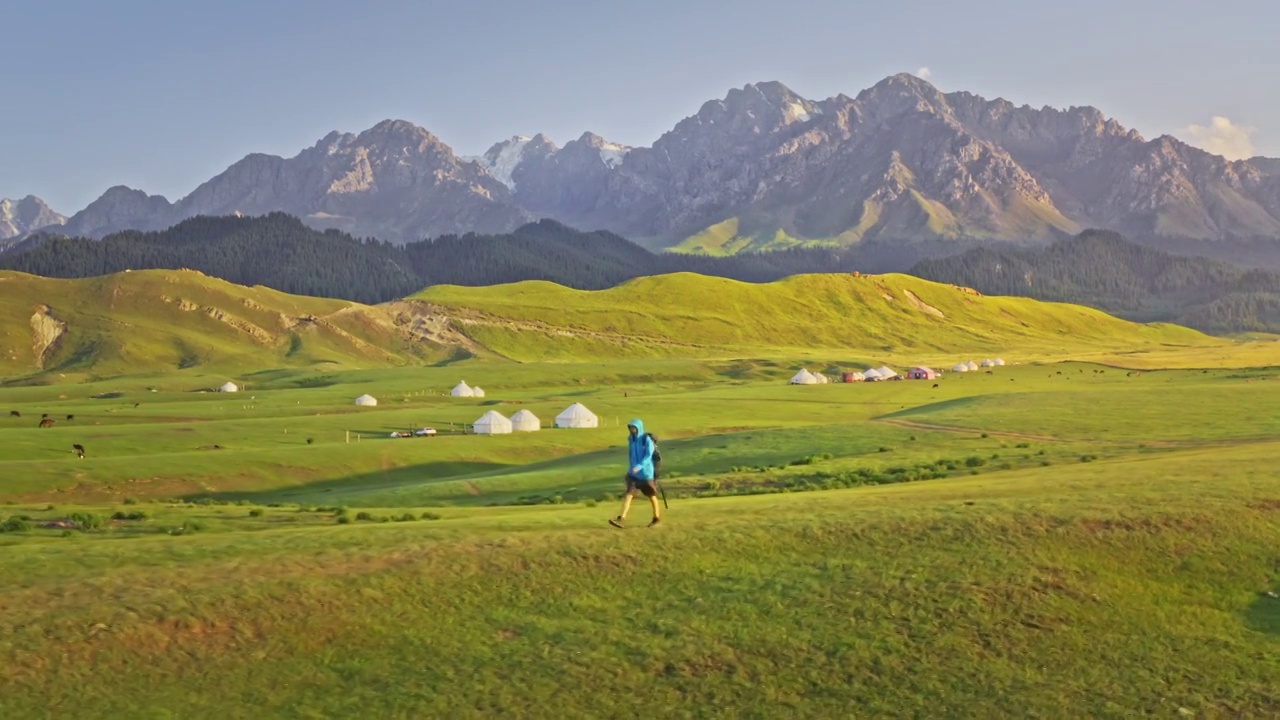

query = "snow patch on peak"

[
  {"left": 478, "top": 136, "right": 534, "bottom": 189},
  {"left": 598, "top": 140, "right": 631, "bottom": 169}
]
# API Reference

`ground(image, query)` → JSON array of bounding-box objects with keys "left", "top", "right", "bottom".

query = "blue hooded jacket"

[{"left": 627, "top": 418, "right": 655, "bottom": 481}]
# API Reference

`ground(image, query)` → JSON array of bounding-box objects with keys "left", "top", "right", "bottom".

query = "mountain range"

[{"left": 7, "top": 74, "right": 1280, "bottom": 257}]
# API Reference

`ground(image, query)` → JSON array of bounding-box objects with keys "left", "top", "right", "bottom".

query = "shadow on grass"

[
  {"left": 1245, "top": 584, "right": 1280, "bottom": 636},
  {"left": 877, "top": 396, "right": 983, "bottom": 421},
  {"left": 180, "top": 460, "right": 512, "bottom": 505}
]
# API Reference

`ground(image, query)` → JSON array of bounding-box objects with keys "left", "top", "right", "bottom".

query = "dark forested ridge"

[
  {"left": 0, "top": 213, "right": 877, "bottom": 302},
  {"left": 10, "top": 215, "right": 1280, "bottom": 334},
  {"left": 910, "top": 230, "right": 1280, "bottom": 334}
]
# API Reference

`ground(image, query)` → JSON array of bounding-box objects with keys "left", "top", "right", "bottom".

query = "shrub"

[
  {"left": 396, "top": 513, "right": 417, "bottom": 522},
  {"left": 1015, "top": 443, "right": 1031, "bottom": 449},
  {"left": 1037, "top": 449, "right": 1048, "bottom": 456},
  {"left": 980, "top": 433, "right": 989, "bottom": 439},
  {"left": 878, "top": 446, "right": 892, "bottom": 453},
  {"left": 337, "top": 516, "right": 352, "bottom": 524},
  {"left": 420, "top": 512, "right": 442, "bottom": 521},
  {"left": 964, "top": 456, "right": 987, "bottom": 468},
  {"left": 1, "top": 517, "right": 33, "bottom": 533},
  {"left": 182, "top": 520, "right": 206, "bottom": 532},
  {"left": 69, "top": 512, "right": 105, "bottom": 531},
  {"left": 583, "top": 499, "right": 598, "bottom": 508},
  {"left": 111, "top": 511, "right": 148, "bottom": 521},
  {"left": 123, "top": 497, "right": 139, "bottom": 505},
  {"left": 1041, "top": 460, "right": 1053, "bottom": 467},
  {"left": 355, "top": 512, "right": 373, "bottom": 521},
  {"left": 248, "top": 509, "right": 263, "bottom": 518},
  {"left": 1080, "top": 455, "right": 1098, "bottom": 463},
  {"left": 334, "top": 507, "right": 349, "bottom": 517}
]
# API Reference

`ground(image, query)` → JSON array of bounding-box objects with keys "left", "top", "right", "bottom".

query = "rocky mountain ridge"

[{"left": 18, "top": 75, "right": 1280, "bottom": 255}]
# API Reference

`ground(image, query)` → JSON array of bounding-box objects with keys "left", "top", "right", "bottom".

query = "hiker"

[{"left": 610, "top": 419, "right": 661, "bottom": 528}]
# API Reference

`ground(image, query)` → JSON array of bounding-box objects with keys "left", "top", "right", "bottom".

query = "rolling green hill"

[
  {"left": 414, "top": 272, "right": 1213, "bottom": 361},
  {"left": 1, "top": 267, "right": 1231, "bottom": 380},
  {"left": 0, "top": 269, "right": 456, "bottom": 379}
]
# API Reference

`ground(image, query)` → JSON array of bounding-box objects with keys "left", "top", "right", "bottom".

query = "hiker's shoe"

[
  {"left": 609, "top": 516, "right": 625, "bottom": 529},
  {"left": 648, "top": 517, "right": 662, "bottom": 528}
]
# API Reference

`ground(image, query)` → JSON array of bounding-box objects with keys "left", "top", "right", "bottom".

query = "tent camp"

[
  {"left": 877, "top": 366, "right": 899, "bottom": 380},
  {"left": 790, "top": 369, "right": 819, "bottom": 385},
  {"left": 472, "top": 387, "right": 486, "bottom": 398},
  {"left": 981, "top": 359, "right": 996, "bottom": 368},
  {"left": 863, "top": 368, "right": 883, "bottom": 381},
  {"left": 952, "top": 363, "right": 970, "bottom": 373},
  {"left": 965, "top": 361, "right": 980, "bottom": 372},
  {"left": 814, "top": 372, "right": 830, "bottom": 384},
  {"left": 842, "top": 372, "right": 866, "bottom": 383},
  {"left": 451, "top": 381, "right": 475, "bottom": 398},
  {"left": 219, "top": 382, "right": 239, "bottom": 393},
  {"left": 994, "top": 358, "right": 1006, "bottom": 366},
  {"left": 473, "top": 410, "right": 512, "bottom": 435},
  {"left": 555, "top": 403, "right": 599, "bottom": 429},
  {"left": 510, "top": 409, "right": 541, "bottom": 432},
  {"left": 354, "top": 394, "right": 377, "bottom": 407},
  {"left": 908, "top": 367, "right": 937, "bottom": 380}
]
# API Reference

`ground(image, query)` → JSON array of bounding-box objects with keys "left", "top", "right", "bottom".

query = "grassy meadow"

[
  {"left": 3, "top": 354, "right": 1280, "bottom": 717},
  {"left": 2, "top": 269, "right": 1280, "bottom": 716}
]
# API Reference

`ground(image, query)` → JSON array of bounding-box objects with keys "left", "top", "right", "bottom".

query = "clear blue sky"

[{"left": 3, "top": 0, "right": 1276, "bottom": 212}]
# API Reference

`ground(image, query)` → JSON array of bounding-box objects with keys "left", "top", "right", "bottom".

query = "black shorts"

[{"left": 626, "top": 475, "right": 657, "bottom": 497}]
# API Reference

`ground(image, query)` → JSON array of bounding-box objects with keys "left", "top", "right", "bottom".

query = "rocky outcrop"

[{"left": 30, "top": 305, "right": 66, "bottom": 367}]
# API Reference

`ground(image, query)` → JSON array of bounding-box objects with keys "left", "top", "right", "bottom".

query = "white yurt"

[
  {"left": 877, "top": 366, "right": 898, "bottom": 379},
  {"left": 354, "top": 394, "right": 377, "bottom": 407},
  {"left": 994, "top": 358, "right": 1006, "bottom": 366},
  {"left": 473, "top": 410, "right": 512, "bottom": 435},
  {"left": 863, "top": 368, "right": 883, "bottom": 381},
  {"left": 555, "top": 402, "right": 599, "bottom": 429},
  {"left": 965, "top": 361, "right": 980, "bottom": 372},
  {"left": 952, "top": 363, "right": 970, "bottom": 373},
  {"left": 510, "top": 409, "right": 541, "bottom": 432},
  {"left": 451, "top": 381, "right": 475, "bottom": 398},
  {"left": 790, "top": 369, "right": 819, "bottom": 385},
  {"left": 848, "top": 371, "right": 866, "bottom": 382},
  {"left": 219, "top": 381, "right": 239, "bottom": 393},
  {"left": 815, "top": 373, "right": 830, "bottom": 384},
  {"left": 981, "top": 359, "right": 995, "bottom": 368},
  {"left": 472, "top": 386, "right": 486, "bottom": 398}
]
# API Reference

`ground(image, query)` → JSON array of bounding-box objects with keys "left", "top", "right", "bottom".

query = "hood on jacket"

[{"left": 628, "top": 419, "right": 645, "bottom": 437}]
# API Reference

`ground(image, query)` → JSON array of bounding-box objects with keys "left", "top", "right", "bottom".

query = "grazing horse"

[
  {"left": 932, "top": 383, "right": 939, "bottom": 389},
  {"left": 73, "top": 444, "right": 85, "bottom": 459},
  {"left": 38, "top": 418, "right": 54, "bottom": 428}
]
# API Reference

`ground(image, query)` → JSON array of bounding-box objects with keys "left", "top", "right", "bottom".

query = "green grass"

[
  {"left": 3, "top": 352, "right": 1280, "bottom": 715},
  {"left": 3, "top": 270, "right": 1280, "bottom": 715},
  {"left": 417, "top": 272, "right": 1216, "bottom": 362}
]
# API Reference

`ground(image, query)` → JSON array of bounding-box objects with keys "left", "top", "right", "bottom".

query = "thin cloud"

[
  {"left": 1183, "top": 116, "right": 1256, "bottom": 160},
  {"left": 916, "top": 66, "right": 932, "bottom": 81}
]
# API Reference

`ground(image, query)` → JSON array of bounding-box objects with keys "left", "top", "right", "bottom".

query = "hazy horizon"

[{"left": 3, "top": 0, "right": 1277, "bottom": 213}]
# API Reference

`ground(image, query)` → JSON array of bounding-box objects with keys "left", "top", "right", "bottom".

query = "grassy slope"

[
  {"left": 2, "top": 411, "right": 1278, "bottom": 716},
  {"left": 0, "top": 269, "right": 442, "bottom": 379},
  {"left": 417, "top": 272, "right": 1213, "bottom": 361}
]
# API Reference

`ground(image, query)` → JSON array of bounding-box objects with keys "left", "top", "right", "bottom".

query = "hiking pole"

[{"left": 658, "top": 479, "right": 668, "bottom": 510}]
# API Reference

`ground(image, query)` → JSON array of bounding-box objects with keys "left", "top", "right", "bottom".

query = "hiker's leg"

[
  {"left": 648, "top": 493, "right": 660, "bottom": 520},
  {"left": 619, "top": 478, "right": 636, "bottom": 519}
]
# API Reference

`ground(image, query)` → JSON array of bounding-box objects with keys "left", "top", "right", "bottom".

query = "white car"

[{"left": 412, "top": 427, "right": 438, "bottom": 437}]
